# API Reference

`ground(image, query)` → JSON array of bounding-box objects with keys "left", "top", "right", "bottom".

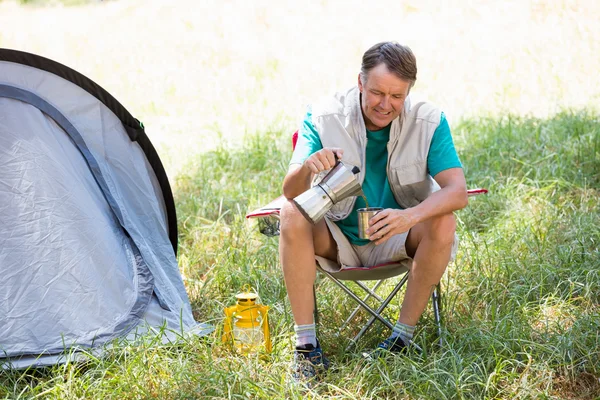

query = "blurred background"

[{"left": 1, "top": 0, "right": 598, "bottom": 178}]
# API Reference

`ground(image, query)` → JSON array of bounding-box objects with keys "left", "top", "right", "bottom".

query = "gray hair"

[{"left": 359, "top": 42, "right": 417, "bottom": 89}]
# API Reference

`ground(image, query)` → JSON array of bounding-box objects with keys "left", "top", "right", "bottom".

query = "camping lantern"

[{"left": 223, "top": 286, "right": 271, "bottom": 354}]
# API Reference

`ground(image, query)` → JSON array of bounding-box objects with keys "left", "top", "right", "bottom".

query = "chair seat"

[
  {"left": 246, "top": 195, "right": 286, "bottom": 218},
  {"left": 316, "top": 256, "right": 409, "bottom": 281}
]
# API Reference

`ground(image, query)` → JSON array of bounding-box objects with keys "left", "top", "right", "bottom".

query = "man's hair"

[{"left": 360, "top": 42, "right": 417, "bottom": 88}]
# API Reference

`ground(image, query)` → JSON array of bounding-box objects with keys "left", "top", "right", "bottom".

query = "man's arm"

[
  {"left": 404, "top": 167, "right": 468, "bottom": 226},
  {"left": 282, "top": 164, "right": 312, "bottom": 200},
  {"left": 284, "top": 106, "right": 345, "bottom": 199},
  {"left": 365, "top": 167, "right": 468, "bottom": 243}
]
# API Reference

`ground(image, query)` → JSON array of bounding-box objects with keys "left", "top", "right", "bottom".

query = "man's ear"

[{"left": 357, "top": 73, "right": 363, "bottom": 92}]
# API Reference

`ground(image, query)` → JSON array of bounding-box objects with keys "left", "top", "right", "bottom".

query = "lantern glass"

[{"left": 233, "top": 322, "right": 264, "bottom": 354}]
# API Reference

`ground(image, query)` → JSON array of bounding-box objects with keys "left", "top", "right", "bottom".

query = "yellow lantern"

[{"left": 223, "top": 285, "right": 271, "bottom": 354}]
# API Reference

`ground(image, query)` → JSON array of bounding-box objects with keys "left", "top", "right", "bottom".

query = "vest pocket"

[
  {"left": 390, "top": 162, "right": 433, "bottom": 208},
  {"left": 391, "top": 162, "right": 426, "bottom": 185}
]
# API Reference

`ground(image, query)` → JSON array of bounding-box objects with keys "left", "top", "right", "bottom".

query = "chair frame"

[{"left": 320, "top": 266, "right": 418, "bottom": 347}]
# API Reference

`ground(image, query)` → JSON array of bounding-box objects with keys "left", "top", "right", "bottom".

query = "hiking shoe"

[
  {"left": 291, "top": 342, "right": 330, "bottom": 384},
  {"left": 363, "top": 337, "right": 421, "bottom": 360}
]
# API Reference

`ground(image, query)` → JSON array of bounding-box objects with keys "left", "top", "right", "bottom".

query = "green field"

[{"left": 1, "top": 1, "right": 599, "bottom": 398}]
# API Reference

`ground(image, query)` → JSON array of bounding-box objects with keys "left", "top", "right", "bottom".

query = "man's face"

[{"left": 358, "top": 63, "right": 411, "bottom": 131}]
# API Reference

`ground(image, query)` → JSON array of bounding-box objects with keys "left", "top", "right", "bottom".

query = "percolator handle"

[{"left": 333, "top": 154, "right": 360, "bottom": 174}]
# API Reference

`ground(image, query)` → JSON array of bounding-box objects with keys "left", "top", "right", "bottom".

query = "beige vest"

[{"left": 310, "top": 86, "right": 442, "bottom": 221}]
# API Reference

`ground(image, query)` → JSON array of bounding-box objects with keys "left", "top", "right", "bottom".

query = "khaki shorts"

[{"left": 315, "top": 218, "right": 458, "bottom": 281}]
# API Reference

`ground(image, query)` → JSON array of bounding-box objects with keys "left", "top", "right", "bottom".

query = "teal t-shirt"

[{"left": 290, "top": 108, "right": 462, "bottom": 245}]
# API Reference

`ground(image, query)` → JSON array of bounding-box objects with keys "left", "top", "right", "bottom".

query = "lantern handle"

[{"left": 241, "top": 284, "right": 261, "bottom": 301}]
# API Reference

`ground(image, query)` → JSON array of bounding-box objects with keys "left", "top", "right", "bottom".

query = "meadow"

[{"left": 1, "top": 0, "right": 599, "bottom": 398}]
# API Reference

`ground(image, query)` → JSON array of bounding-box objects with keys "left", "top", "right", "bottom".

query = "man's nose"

[{"left": 379, "top": 95, "right": 390, "bottom": 109}]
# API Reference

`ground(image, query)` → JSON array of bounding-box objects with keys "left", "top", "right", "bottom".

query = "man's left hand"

[{"left": 366, "top": 208, "right": 417, "bottom": 245}]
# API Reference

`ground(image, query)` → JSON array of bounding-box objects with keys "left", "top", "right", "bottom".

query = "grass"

[{"left": 2, "top": 110, "right": 598, "bottom": 399}]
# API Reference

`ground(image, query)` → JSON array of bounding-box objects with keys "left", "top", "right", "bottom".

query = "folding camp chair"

[{"left": 246, "top": 131, "right": 488, "bottom": 348}]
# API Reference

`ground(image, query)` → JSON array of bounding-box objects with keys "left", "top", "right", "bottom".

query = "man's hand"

[
  {"left": 302, "top": 148, "right": 344, "bottom": 174},
  {"left": 283, "top": 147, "right": 344, "bottom": 199},
  {"left": 365, "top": 208, "right": 418, "bottom": 245}
]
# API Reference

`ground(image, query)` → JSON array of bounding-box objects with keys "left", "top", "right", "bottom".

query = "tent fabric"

[
  {"left": 0, "top": 49, "right": 210, "bottom": 368},
  {"left": 0, "top": 48, "right": 178, "bottom": 253}
]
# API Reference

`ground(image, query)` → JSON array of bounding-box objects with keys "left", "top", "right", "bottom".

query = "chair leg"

[
  {"left": 432, "top": 283, "right": 443, "bottom": 347},
  {"left": 321, "top": 271, "right": 396, "bottom": 330},
  {"left": 350, "top": 276, "right": 407, "bottom": 345},
  {"left": 313, "top": 284, "right": 319, "bottom": 325},
  {"left": 321, "top": 270, "right": 410, "bottom": 348},
  {"left": 317, "top": 270, "right": 444, "bottom": 350},
  {"left": 339, "top": 280, "right": 385, "bottom": 334}
]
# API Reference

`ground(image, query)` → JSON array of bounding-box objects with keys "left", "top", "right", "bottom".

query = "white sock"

[
  {"left": 294, "top": 323, "right": 317, "bottom": 347},
  {"left": 390, "top": 321, "right": 415, "bottom": 345}
]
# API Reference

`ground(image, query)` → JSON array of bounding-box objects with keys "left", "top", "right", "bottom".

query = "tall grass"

[{"left": 2, "top": 110, "right": 597, "bottom": 399}]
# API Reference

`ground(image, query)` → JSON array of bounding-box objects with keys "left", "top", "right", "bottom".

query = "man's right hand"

[
  {"left": 283, "top": 148, "right": 344, "bottom": 199},
  {"left": 302, "top": 148, "right": 344, "bottom": 174}
]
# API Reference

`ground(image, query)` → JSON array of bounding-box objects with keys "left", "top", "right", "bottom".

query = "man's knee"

[
  {"left": 410, "top": 213, "right": 456, "bottom": 249},
  {"left": 279, "top": 200, "right": 337, "bottom": 259},
  {"left": 406, "top": 213, "right": 457, "bottom": 264},
  {"left": 279, "top": 200, "right": 311, "bottom": 237},
  {"left": 425, "top": 213, "right": 456, "bottom": 245}
]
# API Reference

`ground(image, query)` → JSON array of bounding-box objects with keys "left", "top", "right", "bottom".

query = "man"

[{"left": 279, "top": 41, "right": 468, "bottom": 380}]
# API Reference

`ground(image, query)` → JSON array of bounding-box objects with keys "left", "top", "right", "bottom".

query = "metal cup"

[{"left": 357, "top": 207, "right": 383, "bottom": 239}]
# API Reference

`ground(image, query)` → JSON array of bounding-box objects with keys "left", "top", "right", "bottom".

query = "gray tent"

[{"left": 0, "top": 49, "right": 211, "bottom": 369}]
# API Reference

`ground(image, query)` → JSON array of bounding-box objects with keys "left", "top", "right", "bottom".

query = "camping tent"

[{"left": 0, "top": 49, "right": 211, "bottom": 369}]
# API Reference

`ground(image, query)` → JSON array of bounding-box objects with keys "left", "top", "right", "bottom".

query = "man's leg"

[
  {"left": 280, "top": 200, "right": 338, "bottom": 379},
  {"left": 367, "top": 213, "right": 457, "bottom": 356},
  {"left": 399, "top": 212, "right": 456, "bottom": 327},
  {"left": 279, "top": 199, "right": 338, "bottom": 327}
]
